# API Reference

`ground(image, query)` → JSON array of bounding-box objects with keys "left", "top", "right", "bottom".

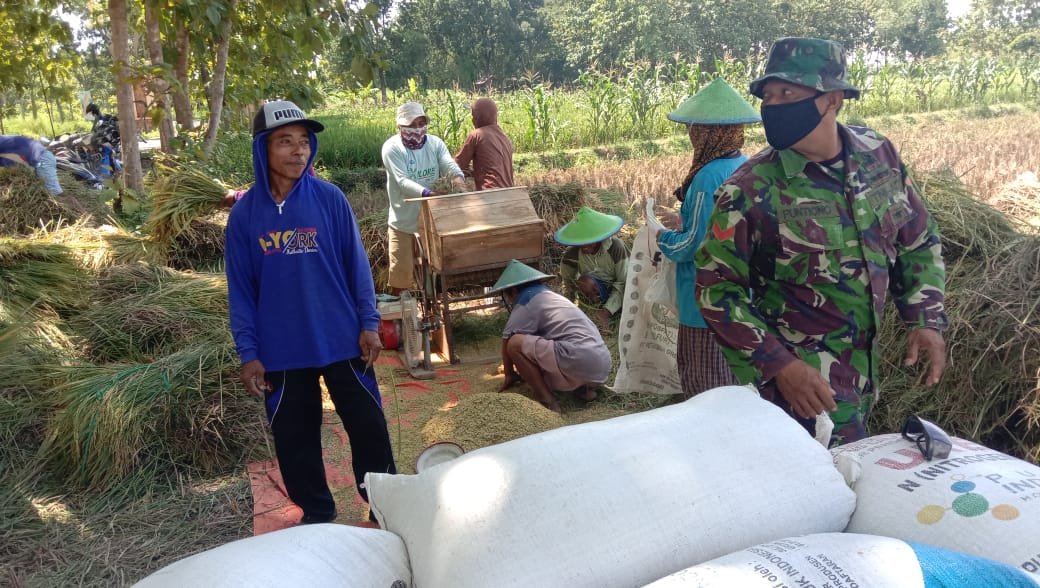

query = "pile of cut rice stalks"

[{"left": 871, "top": 172, "right": 1040, "bottom": 462}]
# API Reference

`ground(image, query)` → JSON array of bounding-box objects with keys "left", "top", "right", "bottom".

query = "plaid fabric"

[{"left": 677, "top": 325, "right": 738, "bottom": 399}]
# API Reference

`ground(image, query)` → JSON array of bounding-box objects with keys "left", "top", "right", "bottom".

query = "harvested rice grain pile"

[{"left": 421, "top": 392, "right": 566, "bottom": 450}]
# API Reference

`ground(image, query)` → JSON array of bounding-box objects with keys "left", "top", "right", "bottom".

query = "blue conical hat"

[
  {"left": 667, "top": 78, "right": 761, "bottom": 125},
  {"left": 490, "top": 259, "right": 552, "bottom": 292},
  {"left": 554, "top": 207, "right": 624, "bottom": 246}
]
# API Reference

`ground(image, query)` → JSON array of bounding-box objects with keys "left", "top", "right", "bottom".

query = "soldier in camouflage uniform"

[{"left": 694, "top": 38, "right": 948, "bottom": 446}]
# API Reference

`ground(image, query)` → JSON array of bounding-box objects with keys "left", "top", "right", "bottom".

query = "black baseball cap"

[{"left": 252, "top": 100, "right": 325, "bottom": 136}]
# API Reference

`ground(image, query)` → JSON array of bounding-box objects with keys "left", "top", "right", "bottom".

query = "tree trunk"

[
  {"left": 144, "top": 0, "right": 176, "bottom": 152},
  {"left": 109, "top": 0, "right": 144, "bottom": 192},
  {"left": 202, "top": 0, "right": 237, "bottom": 158},
  {"left": 172, "top": 22, "right": 194, "bottom": 131}
]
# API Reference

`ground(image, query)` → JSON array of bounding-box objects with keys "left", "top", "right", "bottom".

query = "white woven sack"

[
  {"left": 610, "top": 223, "right": 682, "bottom": 395},
  {"left": 367, "top": 386, "right": 856, "bottom": 588},
  {"left": 133, "top": 523, "right": 411, "bottom": 587},
  {"left": 831, "top": 434, "right": 1040, "bottom": 580},
  {"left": 643, "top": 533, "right": 926, "bottom": 587}
]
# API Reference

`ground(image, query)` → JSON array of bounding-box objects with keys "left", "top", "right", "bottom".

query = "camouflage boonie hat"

[{"left": 749, "top": 37, "right": 861, "bottom": 100}]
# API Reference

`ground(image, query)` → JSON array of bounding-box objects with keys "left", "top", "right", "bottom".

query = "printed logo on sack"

[
  {"left": 916, "top": 475, "right": 1020, "bottom": 525},
  {"left": 257, "top": 228, "right": 319, "bottom": 255}
]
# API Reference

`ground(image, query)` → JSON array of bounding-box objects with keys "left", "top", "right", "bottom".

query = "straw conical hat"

[
  {"left": 667, "top": 78, "right": 761, "bottom": 125},
  {"left": 490, "top": 259, "right": 553, "bottom": 292},
  {"left": 554, "top": 207, "right": 624, "bottom": 246}
]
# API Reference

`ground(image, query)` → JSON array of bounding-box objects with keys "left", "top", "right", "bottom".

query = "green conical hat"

[
  {"left": 667, "top": 78, "right": 761, "bottom": 125},
  {"left": 554, "top": 206, "right": 624, "bottom": 246},
  {"left": 490, "top": 259, "right": 553, "bottom": 292}
]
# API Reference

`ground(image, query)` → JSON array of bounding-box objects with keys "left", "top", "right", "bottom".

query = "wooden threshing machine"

[{"left": 400, "top": 187, "right": 545, "bottom": 375}]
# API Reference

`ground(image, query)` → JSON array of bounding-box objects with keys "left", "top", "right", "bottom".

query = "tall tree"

[
  {"left": 771, "top": 0, "right": 873, "bottom": 51},
  {"left": 678, "top": 0, "right": 780, "bottom": 64},
  {"left": 541, "top": 0, "right": 686, "bottom": 72},
  {"left": 871, "top": 0, "right": 948, "bottom": 59},
  {"left": 0, "top": 0, "right": 77, "bottom": 132},
  {"left": 201, "top": 0, "right": 237, "bottom": 157},
  {"left": 143, "top": 0, "right": 176, "bottom": 151},
  {"left": 108, "top": 0, "right": 144, "bottom": 191},
  {"left": 951, "top": 0, "right": 1040, "bottom": 54},
  {"left": 387, "top": 0, "right": 557, "bottom": 87}
]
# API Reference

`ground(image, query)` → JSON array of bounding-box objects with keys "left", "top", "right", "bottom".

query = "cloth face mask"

[
  {"left": 400, "top": 125, "right": 427, "bottom": 150},
  {"left": 760, "top": 92, "right": 824, "bottom": 151}
]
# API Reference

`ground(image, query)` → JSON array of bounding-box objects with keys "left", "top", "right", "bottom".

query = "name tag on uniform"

[{"left": 778, "top": 202, "right": 841, "bottom": 223}]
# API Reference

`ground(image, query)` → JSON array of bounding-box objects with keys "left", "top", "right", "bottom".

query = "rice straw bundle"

[
  {"left": 871, "top": 172, "right": 1040, "bottom": 462},
  {"left": 0, "top": 238, "right": 89, "bottom": 315},
  {"left": 42, "top": 341, "right": 258, "bottom": 489},
  {"left": 0, "top": 168, "right": 73, "bottom": 236},
  {"left": 145, "top": 162, "right": 229, "bottom": 249},
  {"left": 167, "top": 214, "right": 229, "bottom": 270},
  {"left": 71, "top": 263, "right": 230, "bottom": 362},
  {"left": 29, "top": 221, "right": 164, "bottom": 271},
  {"left": 358, "top": 208, "right": 389, "bottom": 288}
]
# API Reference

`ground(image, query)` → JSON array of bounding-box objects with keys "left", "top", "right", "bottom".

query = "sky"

[{"left": 947, "top": 0, "right": 972, "bottom": 18}]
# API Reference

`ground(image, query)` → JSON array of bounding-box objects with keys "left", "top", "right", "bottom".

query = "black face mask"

[{"left": 760, "top": 91, "right": 824, "bottom": 151}]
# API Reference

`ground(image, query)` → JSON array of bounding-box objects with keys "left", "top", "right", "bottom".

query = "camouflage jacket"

[{"left": 695, "top": 124, "right": 948, "bottom": 396}]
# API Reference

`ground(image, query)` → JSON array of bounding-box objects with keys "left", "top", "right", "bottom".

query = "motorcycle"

[{"left": 41, "top": 115, "right": 123, "bottom": 191}]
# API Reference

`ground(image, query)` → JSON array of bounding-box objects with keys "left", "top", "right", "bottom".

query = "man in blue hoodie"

[{"left": 224, "top": 100, "right": 397, "bottom": 525}]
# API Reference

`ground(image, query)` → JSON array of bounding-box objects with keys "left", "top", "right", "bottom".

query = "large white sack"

[
  {"left": 610, "top": 223, "right": 682, "bottom": 395},
  {"left": 133, "top": 523, "right": 411, "bottom": 587},
  {"left": 367, "top": 386, "right": 856, "bottom": 588},
  {"left": 831, "top": 434, "right": 1040, "bottom": 580},
  {"left": 642, "top": 532, "right": 1039, "bottom": 588}
]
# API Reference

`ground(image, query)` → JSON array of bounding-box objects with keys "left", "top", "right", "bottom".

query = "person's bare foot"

[
  {"left": 578, "top": 385, "right": 598, "bottom": 402},
  {"left": 538, "top": 398, "right": 562, "bottom": 413}
]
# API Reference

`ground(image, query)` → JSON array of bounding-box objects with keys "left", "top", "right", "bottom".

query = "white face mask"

[{"left": 85, "top": 113, "right": 95, "bottom": 121}]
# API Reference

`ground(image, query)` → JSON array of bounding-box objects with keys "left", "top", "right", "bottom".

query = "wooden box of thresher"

[
  {"left": 405, "top": 187, "right": 546, "bottom": 366},
  {"left": 417, "top": 187, "right": 545, "bottom": 274}
]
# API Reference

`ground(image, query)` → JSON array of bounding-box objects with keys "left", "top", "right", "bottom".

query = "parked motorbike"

[{"left": 41, "top": 117, "right": 122, "bottom": 191}]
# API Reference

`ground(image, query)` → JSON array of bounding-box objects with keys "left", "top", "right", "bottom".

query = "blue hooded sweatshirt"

[{"left": 224, "top": 127, "right": 379, "bottom": 371}]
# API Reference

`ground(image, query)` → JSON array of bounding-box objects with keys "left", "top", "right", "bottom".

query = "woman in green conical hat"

[
  {"left": 656, "top": 77, "right": 759, "bottom": 399},
  {"left": 554, "top": 206, "right": 629, "bottom": 329}
]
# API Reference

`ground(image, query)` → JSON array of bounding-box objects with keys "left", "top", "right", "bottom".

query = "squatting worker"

[
  {"left": 0, "top": 134, "right": 85, "bottom": 213},
  {"left": 556, "top": 207, "right": 630, "bottom": 329},
  {"left": 655, "top": 78, "right": 760, "bottom": 399},
  {"left": 695, "top": 38, "right": 948, "bottom": 446},
  {"left": 382, "top": 101, "right": 466, "bottom": 294},
  {"left": 495, "top": 260, "right": 612, "bottom": 413},
  {"left": 225, "top": 100, "right": 397, "bottom": 525},
  {"left": 454, "top": 97, "right": 515, "bottom": 190}
]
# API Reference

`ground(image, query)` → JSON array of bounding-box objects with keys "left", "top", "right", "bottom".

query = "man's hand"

[
  {"left": 500, "top": 369, "right": 521, "bottom": 392},
  {"left": 905, "top": 328, "right": 946, "bottom": 385},
  {"left": 774, "top": 359, "right": 837, "bottom": 420},
  {"left": 359, "top": 329, "right": 383, "bottom": 371},
  {"left": 220, "top": 188, "right": 238, "bottom": 208},
  {"left": 451, "top": 175, "right": 466, "bottom": 189},
  {"left": 594, "top": 308, "right": 612, "bottom": 329},
  {"left": 241, "top": 359, "right": 267, "bottom": 397}
]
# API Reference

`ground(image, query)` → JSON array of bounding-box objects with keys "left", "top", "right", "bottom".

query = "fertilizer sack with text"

[
  {"left": 831, "top": 434, "right": 1040, "bottom": 580},
  {"left": 611, "top": 223, "right": 682, "bottom": 395},
  {"left": 642, "top": 532, "right": 1038, "bottom": 588}
]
